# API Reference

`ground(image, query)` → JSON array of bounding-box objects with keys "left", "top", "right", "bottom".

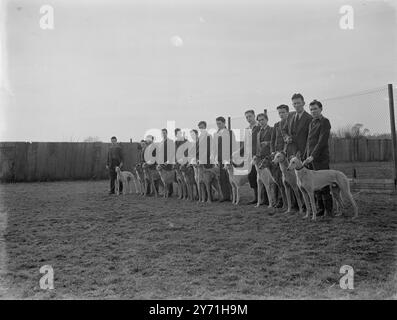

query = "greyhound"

[
  {"left": 130, "top": 166, "right": 142, "bottom": 195},
  {"left": 142, "top": 162, "right": 163, "bottom": 197},
  {"left": 287, "top": 153, "right": 358, "bottom": 220},
  {"left": 224, "top": 162, "right": 249, "bottom": 205},
  {"left": 190, "top": 158, "right": 206, "bottom": 202},
  {"left": 180, "top": 164, "right": 198, "bottom": 201},
  {"left": 115, "top": 166, "right": 136, "bottom": 195},
  {"left": 273, "top": 151, "right": 304, "bottom": 214},
  {"left": 191, "top": 160, "right": 223, "bottom": 203},
  {"left": 174, "top": 163, "right": 188, "bottom": 200},
  {"left": 252, "top": 156, "right": 274, "bottom": 209},
  {"left": 257, "top": 155, "right": 288, "bottom": 211},
  {"left": 135, "top": 163, "right": 149, "bottom": 196},
  {"left": 156, "top": 163, "right": 177, "bottom": 198}
]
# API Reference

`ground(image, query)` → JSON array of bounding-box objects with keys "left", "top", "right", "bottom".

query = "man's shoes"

[
  {"left": 108, "top": 191, "right": 115, "bottom": 195},
  {"left": 247, "top": 199, "right": 258, "bottom": 205}
]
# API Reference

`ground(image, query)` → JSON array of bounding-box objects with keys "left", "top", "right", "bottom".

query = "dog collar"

[{"left": 295, "top": 165, "right": 305, "bottom": 171}]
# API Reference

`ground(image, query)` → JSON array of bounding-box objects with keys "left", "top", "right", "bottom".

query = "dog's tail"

[{"left": 336, "top": 171, "right": 359, "bottom": 217}]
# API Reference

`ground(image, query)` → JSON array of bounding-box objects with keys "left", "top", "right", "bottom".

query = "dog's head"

[
  {"left": 252, "top": 155, "right": 261, "bottom": 166},
  {"left": 258, "top": 156, "right": 272, "bottom": 169},
  {"left": 223, "top": 161, "right": 234, "bottom": 175},
  {"left": 189, "top": 158, "right": 199, "bottom": 168},
  {"left": 287, "top": 152, "right": 303, "bottom": 171},
  {"left": 273, "top": 151, "right": 286, "bottom": 164},
  {"left": 115, "top": 166, "right": 121, "bottom": 173}
]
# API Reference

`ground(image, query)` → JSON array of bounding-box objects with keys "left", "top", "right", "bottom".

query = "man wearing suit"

[
  {"left": 198, "top": 120, "right": 213, "bottom": 167},
  {"left": 106, "top": 136, "right": 124, "bottom": 195},
  {"left": 283, "top": 93, "right": 312, "bottom": 157},
  {"left": 138, "top": 140, "right": 146, "bottom": 164},
  {"left": 159, "top": 128, "right": 175, "bottom": 165},
  {"left": 271, "top": 104, "right": 289, "bottom": 153},
  {"left": 174, "top": 128, "right": 188, "bottom": 162},
  {"left": 213, "top": 116, "right": 236, "bottom": 201},
  {"left": 159, "top": 128, "right": 175, "bottom": 196},
  {"left": 256, "top": 113, "right": 273, "bottom": 158},
  {"left": 243, "top": 110, "right": 261, "bottom": 204},
  {"left": 305, "top": 100, "right": 333, "bottom": 216},
  {"left": 256, "top": 112, "right": 274, "bottom": 206}
]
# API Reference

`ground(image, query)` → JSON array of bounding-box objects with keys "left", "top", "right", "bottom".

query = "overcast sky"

[{"left": 1, "top": 0, "right": 396, "bottom": 142}]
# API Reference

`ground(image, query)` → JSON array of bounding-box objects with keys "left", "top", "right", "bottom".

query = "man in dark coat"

[
  {"left": 271, "top": 104, "right": 291, "bottom": 207},
  {"left": 271, "top": 104, "right": 289, "bottom": 153},
  {"left": 159, "top": 128, "right": 175, "bottom": 196},
  {"left": 305, "top": 100, "right": 332, "bottom": 216},
  {"left": 213, "top": 116, "right": 237, "bottom": 201},
  {"left": 256, "top": 113, "right": 273, "bottom": 158},
  {"left": 256, "top": 112, "right": 274, "bottom": 206},
  {"left": 283, "top": 93, "right": 312, "bottom": 157},
  {"left": 242, "top": 110, "right": 261, "bottom": 204},
  {"left": 198, "top": 121, "right": 213, "bottom": 167},
  {"left": 106, "top": 136, "right": 124, "bottom": 194},
  {"left": 138, "top": 140, "right": 146, "bottom": 164}
]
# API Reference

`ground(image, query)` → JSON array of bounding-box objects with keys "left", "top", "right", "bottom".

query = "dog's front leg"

[
  {"left": 205, "top": 182, "right": 212, "bottom": 203},
  {"left": 230, "top": 183, "right": 236, "bottom": 204},
  {"left": 163, "top": 182, "right": 168, "bottom": 198},
  {"left": 236, "top": 186, "right": 241, "bottom": 205},
  {"left": 256, "top": 180, "right": 262, "bottom": 208},
  {"left": 121, "top": 179, "right": 126, "bottom": 195},
  {"left": 203, "top": 182, "right": 208, "bottom": 202},
  {"left": 176, "top": 181, "right": 182, "bottom": 199},
  {"left": 233, "top": 184, "right": 237, "bottom": 204},
  {"left": 200, "top": 183, "right": 206, "bottom": 202},
  {"left": 292, "top": 185, "right": 304, "bottom": 214},
  {"left": 196, "top": 180, "right": 201, "bottom": 202},
  {"left": 134, "top": 178, "right": 140, "bottom": 194},
  {"left": 264, "top": 184, "right": 274, "bottom": 212},
  {"left": 216, "top": 179, "right": 223, "bottom": 202},
  {"left": 300, "top": 188, "right": 311, "bottom": 218},
  {"left": 283, "top": 181, "right": 293, "bottom": 214},
  {"left": 143, "top": 180, "right": 148, "bottom": 196},
  {"left": 186, "top": 184, "right": 191, "bottom": 200},
  {"left": 193, "top": 182, "right": 198, "bottom": 201},
  {"left": 152, "top": 180, "right": 158, "bottom": 197},
  {"left": 307, "top": 190, "right": 317, "bottom": 221}
]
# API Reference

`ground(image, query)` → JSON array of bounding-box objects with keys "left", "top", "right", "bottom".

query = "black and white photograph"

[{"left": 0, "top": 0, "right": 396, "bottom": 304}]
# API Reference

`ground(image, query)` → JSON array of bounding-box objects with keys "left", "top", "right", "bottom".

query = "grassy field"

[{"left": 0, "top": 178, "right": 396, "bottom": 300}]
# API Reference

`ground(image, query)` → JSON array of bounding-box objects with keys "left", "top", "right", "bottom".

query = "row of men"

[{"left": 107, "top": 93, "right": 332, "bottom": 214}]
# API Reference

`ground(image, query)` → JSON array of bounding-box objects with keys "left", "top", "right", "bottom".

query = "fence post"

[
  {"left": 228, "top": 116, "right": 232, "bottom": 162},
  {"left": 388, "top": 83, "right": 397, "bottom": 190}
]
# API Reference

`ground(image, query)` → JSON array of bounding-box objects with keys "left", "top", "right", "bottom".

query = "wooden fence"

[
  {"left": 0, "top": 142, "right": 139, "bottom": 182},
  {"left": 0, "top": 138, "right": 394, "bottom": 182},
  {"left": 329, "top": 138, "right": 393, "bottom": 162}
]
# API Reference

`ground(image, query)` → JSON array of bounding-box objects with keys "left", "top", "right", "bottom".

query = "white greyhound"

[
  {"left": 115, "top": 166, "right": 136, "bottom": 195},
  {"left": 224, "top": 162, "right": 249, "bottom": 205},
  {"left": 273, "top": 151, "right": 304, "bottom": 214},
  {"left": 252, "top": 156, "right": 274, "bottom": 209},
  {"left": 287, "top": 153, "right": 358, "bottom": 220}
]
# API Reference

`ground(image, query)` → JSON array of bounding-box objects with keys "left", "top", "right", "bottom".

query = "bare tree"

[
  {"left": 332, "top": 123, "right": 370, "bottom": 138},
  {"left": 83, "top": 136, "right": 101, "bottom": 142}
]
